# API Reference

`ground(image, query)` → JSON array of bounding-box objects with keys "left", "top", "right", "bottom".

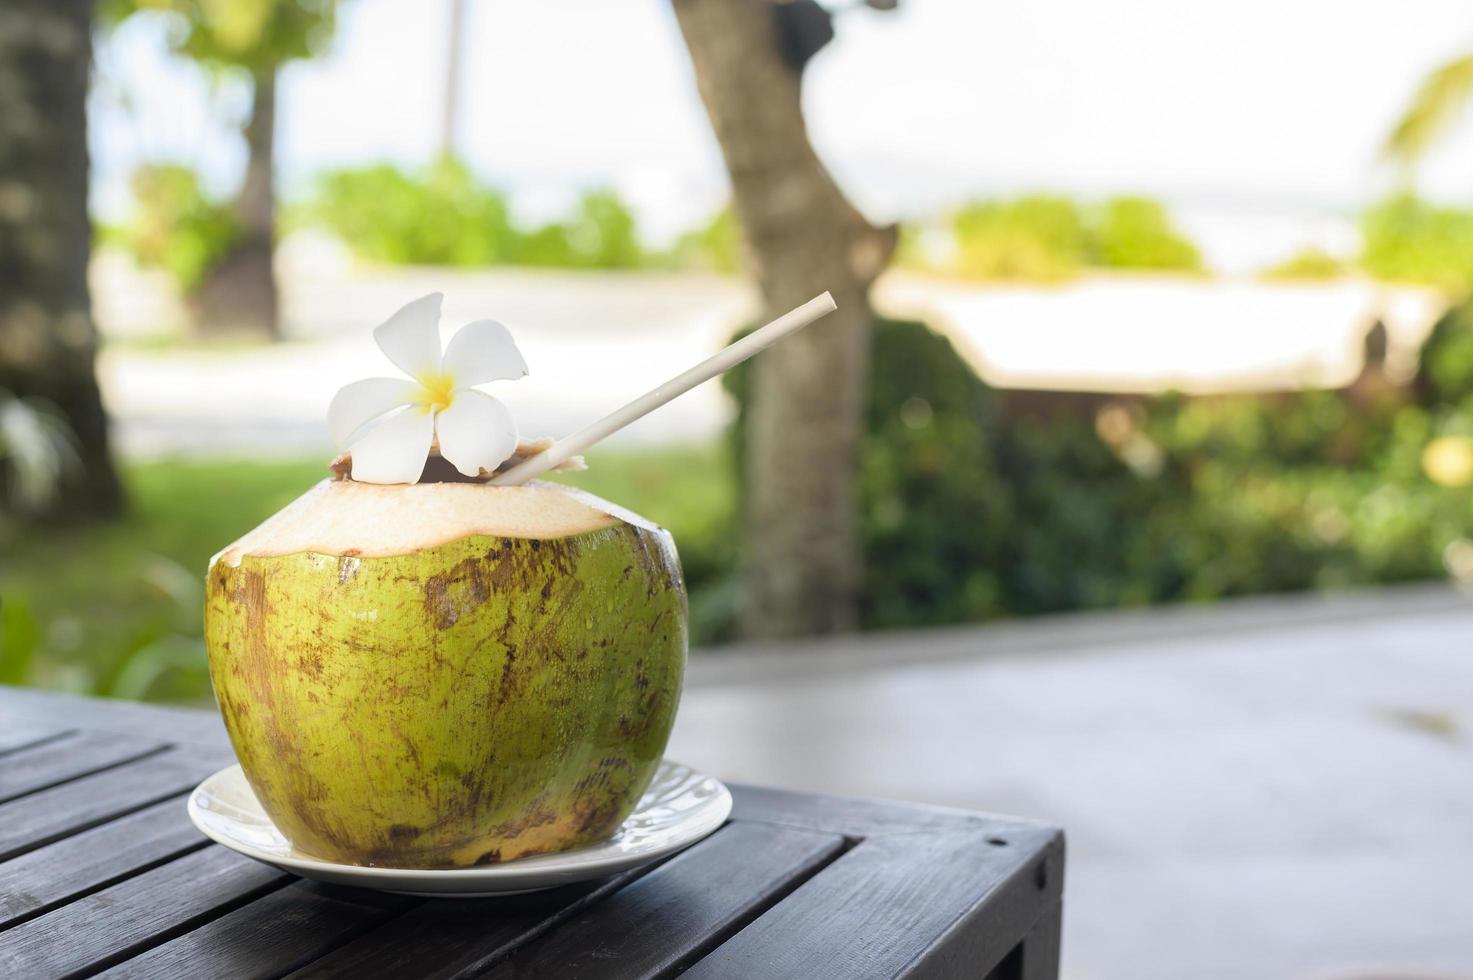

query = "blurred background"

[{"left": 4, "top": 0, "right": 1473, "bottom": 976}]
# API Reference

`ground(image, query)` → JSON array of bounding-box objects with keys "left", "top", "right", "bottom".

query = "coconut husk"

[{"left": 330, "top": 438, "right": 586, "bottom": 483}]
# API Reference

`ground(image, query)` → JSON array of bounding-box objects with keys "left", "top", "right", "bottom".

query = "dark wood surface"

[{"left": 0, "top": 687, "right": 1064, "bottom": 979}]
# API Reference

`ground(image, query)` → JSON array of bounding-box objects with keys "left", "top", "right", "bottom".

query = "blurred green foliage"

[
  {"left": 722, "top": 303, "right": 1473, "bottom": 632},
  {"left": 564, "top": 190, "right": 643, "bottom": 270},
  {"left": 1384, "top": 52, "right": 1473, "bottom": 167},
  {"left": 913, "top": 191, "right": 1473, "bottom": 290},
  {"left": 110, "top": 163, "right": 242, "bottom": 292},
  {"left": 943, "top": 194, "right": 1202, "bottom": 281},
  {"left": 107, "top": 166, "right": 1473, "bottom": 292},
  {"left": 1261, "top": 247, "right": 1347, "bottom": 282},
  {"left": 1360, "top": 193, "right": 1473, "bottom": 290},
  {"left": 102, "top": 0, "right": 338, "bottom": 76},
  {"left": 855, "top": 321, "right": 1013, "bottom": 625},
  {"left": 306, "top": 159, "right": 519, "bottom": 266},
  {"left": 1419, "top": 294, "right": 1473, "bottom": 405},
  {"left": 304, "top": 160, "right": 657, "bottom": 271},
  {"left": 668, "top": 206, "right": 743, "bottom": 274},
  {"left": 0, "top": 458, "right": 320, "bottom": 701},
  {"left": 951, "top": 195, "right": 1091, "bottom": 281},
  {"left": 1094, "top": 197, "right": 1203, "bottom": 271}
]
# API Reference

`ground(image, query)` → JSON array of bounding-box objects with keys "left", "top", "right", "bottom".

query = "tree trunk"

[
  {"left": 197, "top": 67, "right": 280, "bottom": 339},
  {"left": 672, "top": 0, "right": 895, "bottom": 638},
  {"left": 0, "top": 0, "right": 123, "bottom": 519}
]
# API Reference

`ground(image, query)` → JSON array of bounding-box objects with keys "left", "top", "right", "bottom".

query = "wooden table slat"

[
  {"left": 93, "top": 881, "right": 414, "bottom": 980},
  {"left": 728, "top": 782, "right": 1016, "bottom": 837},
  {"left": 0, "top": 797, "right": 208, "bottom": 928},
  {"left": 484, "top": 821, "right": 846, "bottom": 980},
  {"left": 0, "top": 719, "right": 73, "bottom": 757},
  {"left": 0, "top": 747, "right": 227, "bottom": 861},
  {"left": 897, "top": 832, "right": 1065, "bottom": 979},
  {"left": 0, "top": 730, "right": 166, "bottom": 803},
  {"left": 0, "top": 846, "right": 288, "bottom": 977},
  {"left": 283, "top": 866, "right": 665, "bottom": 980},
  {"left": 0, "top": 686, "right": 228, "bottom": 746},
  {"left": 681, "top": 826, "right": 1059, "bottom": 980}
]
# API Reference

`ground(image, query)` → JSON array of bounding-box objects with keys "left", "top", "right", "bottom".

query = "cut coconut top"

[
  {"left": 328, "top": 438, "right": 586, "bottom": 484},
  {"left": 213, "top": 478, "right": 657, "bottom": 567}
]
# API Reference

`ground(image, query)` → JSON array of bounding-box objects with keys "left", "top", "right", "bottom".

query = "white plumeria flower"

[{"left": 328, "top": 293, "right": 528, "bottom": 484}]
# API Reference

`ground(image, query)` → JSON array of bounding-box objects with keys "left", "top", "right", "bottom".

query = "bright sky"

[{"left": 89, "top": 0, "right": 1473, "bottom": 271}]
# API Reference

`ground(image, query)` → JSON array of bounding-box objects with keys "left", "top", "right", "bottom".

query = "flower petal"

[
  {"left": 373, "top": 293, "right": 444, "bottom": 381},
  {"left": 435, "top": 389, "right": 518, "bottom": 477},
  {"left": 347, "top": 406, "right": 435, "bottom": 484},
  {"left": 441, "top": 320, "right": 529, "bottom": 387},
  {"left": 327, "top": 377, "right": 420, "bottom": 448}
]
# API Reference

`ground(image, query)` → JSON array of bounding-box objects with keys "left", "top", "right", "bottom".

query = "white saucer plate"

[{"left": 188, "top": 760, "right": 732, "bottom": 897}]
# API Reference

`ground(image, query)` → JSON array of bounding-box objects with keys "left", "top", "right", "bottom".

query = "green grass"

[{"left": 0, "top": 443, "right": 735, "bottom": 703}]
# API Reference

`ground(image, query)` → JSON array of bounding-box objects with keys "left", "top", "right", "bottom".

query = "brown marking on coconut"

[
  {"left": 422, "top": 555, "right": 491, "bottom": 629},
  {"left": 298, "top": 649, "right": 325, "bottom": 679},
  {"left": 497, "top": 649, "right": 519, "bottom": 705},
  {"left": 573, "top": 793, "right": 623, "bottom": 837},
  {"left": 387, "top": 823, "right": 421, "bottom": 843},
  {"left": 224, "top": 690, "right": 250, "bottom": 731},
  {"left": 389, "top": 722, "right": 423, "bottom": 769},
  {"left": 491, "top": 801, "right": 559, "bottom": 841},
  {"left": 573, "top": 756, "right": 632, "bottom": 796},
  {"left": 238, "top": 570, "right": 276, "bottom": 717}
]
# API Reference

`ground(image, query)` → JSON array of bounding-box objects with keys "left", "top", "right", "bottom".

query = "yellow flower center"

[{"left": 415, "top": 373, "right": 456, "bottom": 414}]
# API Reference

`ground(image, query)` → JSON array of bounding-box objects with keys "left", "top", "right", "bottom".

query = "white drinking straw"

[{"left": 490, "top": 292, "right": 838, "bottom": 486}]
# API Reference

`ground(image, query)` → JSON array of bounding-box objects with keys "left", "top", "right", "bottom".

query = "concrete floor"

[{"left": 669, "top": 586, "right": 1473, "bottom": 980}]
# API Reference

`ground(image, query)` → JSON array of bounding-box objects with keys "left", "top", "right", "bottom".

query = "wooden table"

[{"left": 0, "top": 687, "right": 1064, "bottom": 979}]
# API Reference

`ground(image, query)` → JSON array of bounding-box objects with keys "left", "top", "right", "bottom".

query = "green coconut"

[{"left": 204, "top": 475, "right": 687, "bottom": 868}]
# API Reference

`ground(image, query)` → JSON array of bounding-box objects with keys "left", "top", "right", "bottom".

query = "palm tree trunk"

[
  {"left": 0, "top": 0, "right": 123, "bottom": 518},
  {"left": 672, "top": 0, "right": 896, "bottom": 638},
  {"left": 440, "top": 0, "right": 467, "bottom": 160},
  {"left": 197, "top": 67, "right": 280, "bottom": 339}
]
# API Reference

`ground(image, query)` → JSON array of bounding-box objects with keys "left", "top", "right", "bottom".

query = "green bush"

[
  {"left": 308, "top": 158, "right": 517, "bottom": 266},
  {"left": 721, "top": 319, "right": 1224, "bottom": 623},
  {"left": 1416, "top": 288, "right": 1473, "bottom": 405},
  {"left": 1360, "top": 193, "right": 1473, "bottom": 290},
  {"left": 513, "top": 190, "right": 644, "bottom": 270},
  {"left": 857, "top": 320, "right": 1015, "bottom": 626},
  {"left": 116, "top": 163, "right": 241, "bottom": 292},
  {"left": 945, "top": 194, "right": 1201, "bottom": 282},
  {"left": 1093, "top": 196, "right": 1202, "bottom": 272},
  {"left": 667, "top": 206, "right": 743, "bottom": 274},
  {"left": 1261, "top": 247, "right": 1347, "bottom": 281},
  {"left": 996, "top": 403, "right": 1158, "bottom": 613},
  {"left": 563, "top": 190, "right": 642, "bottom": 270},
  {"left": 304, "top": 160, "right": 649, "bottom": 270},
  {"left": 720, "top": 302, "right": 1473, "bottom": 633},
  {"left": 952, "top": 195, "right": 1090, "bottom": 282}
]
